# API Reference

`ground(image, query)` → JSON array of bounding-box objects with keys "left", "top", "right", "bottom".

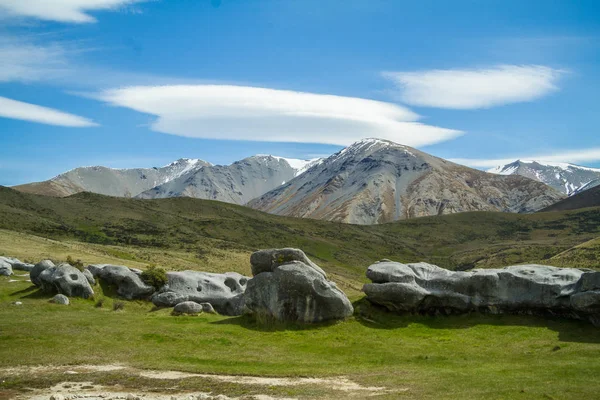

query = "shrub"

[
  {"left": 141, "top": 265, "right": 168, "bottom": 290},
  {"left": 66, "top": 255, "right": 84, "bottom": 271},
  {"left": 113, "top": 301, "right": 124, "bottom": 311},
  {"left": 95, "top": 298, "right": 104, "bottom": 308}
]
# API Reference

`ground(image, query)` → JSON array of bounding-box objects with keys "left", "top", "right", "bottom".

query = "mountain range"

[
  {"left": 13, "top": 138, "right": 568, "bottom": 224},
  {"left": 249, "top": 139, "right": 564, "bottom": 224},
  {"left": 488, "top": 160, "right": 600, "bottom": 195}
]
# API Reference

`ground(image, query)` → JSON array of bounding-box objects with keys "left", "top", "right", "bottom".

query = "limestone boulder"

[
  {"left": 363, "top": 261, "right": 600, "bottom": 326},
  {"left": 0, "top": 259, "right": 12, "bottom": 276},
  {"left": 152, "top": 271, "right": 249, "bottom": 316},
  {"left": 30, "top": 260, "right": 55, "bottom": 286},
  {"left": 245, "top": 251, "right": 354, "bottom": 323},
  {"left": 250, "top": 248, "right": 327, "bottom": 277},
  {"left": 87, "top": 264, "right": 154, "bottom": 300},
  {"left": 37, "top": 263, "right": 94, "bottom": 299}
]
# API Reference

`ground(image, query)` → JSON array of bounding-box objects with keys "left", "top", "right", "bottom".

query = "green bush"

[
  {"left": 66, "top": 255, "right": 84, "bottom": 271},
  {"left": 141, "top": 265, "right": 168, "bottom": 290},
  {"left": 112, "top": 301, "right": 124, "bottom": 311}
]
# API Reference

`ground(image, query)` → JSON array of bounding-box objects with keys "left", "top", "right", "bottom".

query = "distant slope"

[
  {"left": 14, "top": 158, "right": 210, "bottom": 198},
  {"left": 249, "top": 139, "right": 565, "bottom": 224},
  {"left": 0, "top": 186, "right": 598, "bottom": 273},
  {"left": 540, "top": 184, "right": 600, "bottom": 212},
  {"left": 137, "top": 155, "right": 315, "bottom": 204},
  {"left": 488, "top": 160, "right": 600, "bottom": 195}
]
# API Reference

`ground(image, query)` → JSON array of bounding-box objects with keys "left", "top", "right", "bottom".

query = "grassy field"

[
  {"left": 1, "top": 187, "right": 599, "bottom": 398},
  {"left": 1, "top": 278, "right": 599, "bottom": 399}
]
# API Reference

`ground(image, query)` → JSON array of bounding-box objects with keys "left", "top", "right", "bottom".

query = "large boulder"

[
  {"left": 87, "top": 264, "right": 154, "bottom": 300},
  {"left": 172, "top": 301, "right": 203, "bottom": 315},
  {"left": 0, "top": 259, "right": 13, "bottom": 276},
  {"left": 152, "top": 271, "right": 249, "bottom": 316},
  {"left": 250, "top": 248, "right": 327, "bottom": 277},
  {"left": 37, "top": 263, "right": 94, "bottom": 299},
  {"left": 30, "top": 260, "right": 55, "bottom": 286},
  {"left": 363, "top": 261, "right": 600, "bottom": 326},
  {"left": 0, "top": 257, "right": 34, "bottom": 272},
  {"left": 245, "top": 250, "right": 354, "bottom": 323}
]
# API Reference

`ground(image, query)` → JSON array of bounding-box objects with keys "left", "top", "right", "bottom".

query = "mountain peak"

[{"left": 488, "top": 159, "right": 600, "bottom": 195}]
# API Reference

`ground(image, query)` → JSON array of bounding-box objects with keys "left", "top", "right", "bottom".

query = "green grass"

[{"left": 0, "top": 278, "right": 599, "bottom": 399}]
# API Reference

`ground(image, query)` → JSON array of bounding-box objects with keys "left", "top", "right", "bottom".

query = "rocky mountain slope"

[
  {"left": 13, "top": 156, "right": 316, "bottom": 202},
  {"left": 136, "top": 155, "right": 317, "bottom": 204},
  {"left": 248, "top": 139, "right": 565, "bottom": 224},
  {"left": 13, "top": 158, "right": 210, "bottom": 198},
  {"left": 488, "top": 160, "right": 600, "bottom": 195}
]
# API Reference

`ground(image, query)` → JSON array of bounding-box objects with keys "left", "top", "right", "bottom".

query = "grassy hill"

[
  {"left": 1, "top": 186, "right": 600, "bottom": 399},
  {"left": 1, "top": 186, "right": 599, "bottom": 289},
  {"left": 541, "top": 184, "right": 600, "bottom": 212}
]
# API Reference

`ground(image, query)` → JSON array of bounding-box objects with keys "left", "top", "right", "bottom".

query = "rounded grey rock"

[
  {"left": 31, "top": 260, "right": 55, "bottom": 286},
  {"left": 38, "top": 263, "right": 94, "bottom": 299},
  {"left": 172, "top": 301, "right": 203, "bottom": 315},
  {"left": 50, "top": 294, "right": 69, "bottom": 305}
]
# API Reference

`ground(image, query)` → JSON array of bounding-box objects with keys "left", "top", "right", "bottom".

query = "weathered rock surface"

[
  {"left": 30, "top": 260, "right": 55, "bottom": 286},
  {"left": 363, "top": 261, "right": 600, "bottom": 326},
  {"left": 0, "top": 256, "right": 34, "bottom": 272},
  {"left": 0, "top": 258, "right": 13, "bottom": 276},
  {"left": 250, "top": 248, "right": 326, "bottom": 277},
  {"left": 87, "top": 264, "right": 154, "bottom": 300},
  {"left": 152, "top": 271, "right": 249, "bottom": 316},
  {"left": 83, "top": 268, "right": 96, "bottom": 286},
  {"left": 37, "top": 263, "right": 94, "bottom": 299},
  {"left": 200, "top": 302, "right": 217, "bottom": 314},
  {"left": 50, "top": 294, "right": 70, "bottom": 305},
  {"left": 245, "top": 250, "right": 354, "bottom": 323},
  {"left": 172, "top": 301, "right": 203, "bottom": 315}
]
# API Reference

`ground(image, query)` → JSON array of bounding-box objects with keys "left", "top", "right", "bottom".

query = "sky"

[{"left": 1, "top": 0, "right": 599, "bottom": 185}]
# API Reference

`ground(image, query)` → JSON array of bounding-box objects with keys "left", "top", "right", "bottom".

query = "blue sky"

[{"left": 1, "top": 0, "right": 599, "bottom": 185}]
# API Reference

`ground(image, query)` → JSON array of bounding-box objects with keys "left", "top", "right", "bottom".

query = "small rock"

[
  {"left": 172, "top": 301, "right": 203, "bottom": 315},
  {"left": 50, "top": 394, "right": 65, "bottom": 400},
  {"left": 12, "top": 301, "right": 22, "bottom": 306},
  {"left": 49, "top": 294, "right": 70, "bottom": 305}
]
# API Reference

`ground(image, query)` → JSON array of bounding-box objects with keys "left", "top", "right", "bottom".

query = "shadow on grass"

[
  {"left": 211, "top": 314, "right": 341, "bottom": 332},
  {"left": 353, "top": 298, "right": 600, "bottom": 344}
]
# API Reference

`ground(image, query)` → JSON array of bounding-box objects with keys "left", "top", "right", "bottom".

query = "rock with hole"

[
  {"left": 37, "top": 263, "right": 94, "bottom": 299},
  {"left": 152, "top": 271, "right": 249, "bottom": 316}
]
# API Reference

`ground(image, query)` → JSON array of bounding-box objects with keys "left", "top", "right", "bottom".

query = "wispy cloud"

[
  {"left": 95, "top": 84, "right": 463, "bottom": 147},
  {"left": 0, "top": 96, "right": 98, "bottom": 127},
  {"left": 0, "top": 35, "right": 75, "bottom": 83},
  {"left": 451, "top": 148, "right": 600, "bottom": 169},
  {"left": 0, "top": 0, "right": 150, "bottom": 23},
  {"left": 383, "top": 65, "right": 565, "bottom": 109}
]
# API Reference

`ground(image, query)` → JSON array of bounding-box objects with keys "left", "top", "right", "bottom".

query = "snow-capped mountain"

[
  {"left": 488, "top": 160, "right": 600, "bottom": 195},
  {"left": 13, "top": 158, "right": 211, "bottom": 198},
  {"left": 13, "top": 156, "right": 318, "bottom": 202},
  {"left": 136, "top": 155, "right": 319, "bottom": 204},
  {"left": 248, "top": 139, "right": 565, "bottom": 224}
]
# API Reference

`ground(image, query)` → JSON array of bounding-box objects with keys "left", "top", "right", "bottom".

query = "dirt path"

[{"left": 0, "top": 364, "right": 399, "bottom": 400}]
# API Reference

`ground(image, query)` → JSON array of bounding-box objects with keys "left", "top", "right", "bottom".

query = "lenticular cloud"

[{"left": 97, "top": 84, "right": 463, "bottom": 147}]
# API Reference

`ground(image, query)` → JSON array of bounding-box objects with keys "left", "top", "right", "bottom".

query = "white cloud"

[
  {"left": 451, "top": 148, "right": 600, "bottom": 169},
  {"left": 96, "top": 85, "right": 463, "bottom": 147},
  {"left": 0, "top": 96, "right": 98, "bottom": 127},
  {"left": 0, "top": 0, "right": 149, "bottom": 23},
  {"left": 0, "top": 36, "right": 71, "bottom": 83},
  {"left": 383, "top": 65, "right": 565, "bottom": 109}
]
